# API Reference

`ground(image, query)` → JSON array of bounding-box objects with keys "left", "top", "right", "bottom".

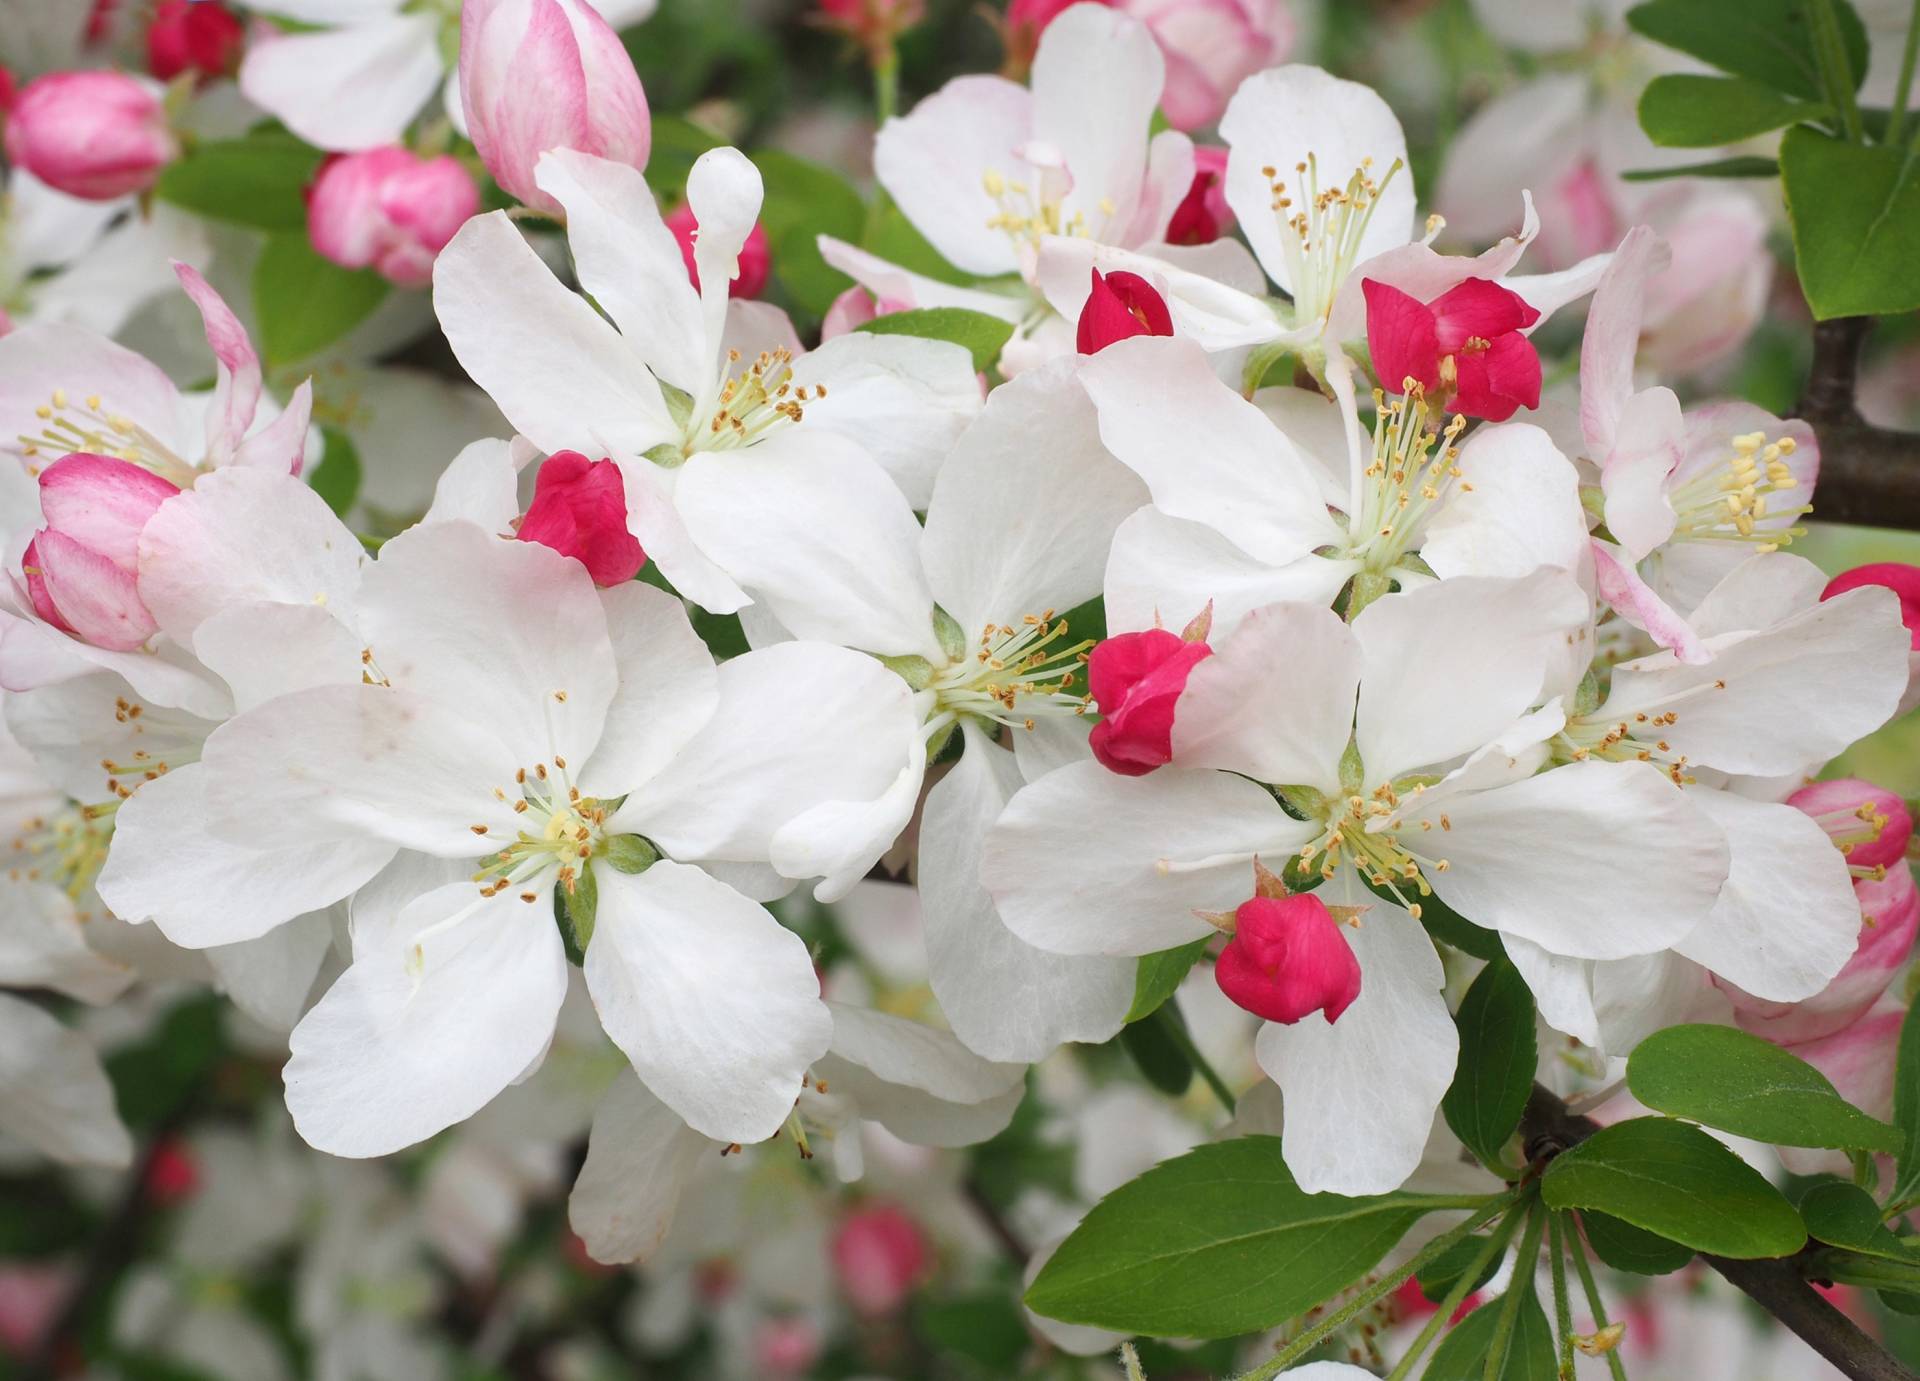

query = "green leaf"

[
  {"left": 753, "top": 150, "right": 866, "bottom": 318},
  {"left": 1627, "top": 1023, "right": 1900, "bottom": 1152},
  {"left": 154, "top": 130, "right": 325, "bottom": 230},
  {"left": 1627, "top": 0, "right": 1867, "bottom": 101},
  {"left": 1363, "top": 877, "right": 1502, "bottom": 959},
  {"left": 1889, "top": 992, "right": 1920, "bottom": 1207},
  {"left": 1422, "top": 1283, "right": 1556, "bottom": 1380},
  {"left": 1127, "top": 938, "right": 1210, "bottom": 1023},
  {"left": 1024, "top": 1136, "right": 1452, "bottom": 1337},
  {"left": 1621, "top": 156, "right": 1782, "bottom": 182},
  {"left": 1638, "top": 74, "right": 1829, "bottom": 145},
  {"left": 1579, "top": 1210, "right": 1695, "bottom": 1275},
  {"left": 855, "top": 307, "right": 1014, "bottom": 373},
  {"left": 1781, "top": 125, "right": 1920, "bottom": 319},
  {"left": 1541, "top": 1118, "right": 1806, "bottom": 1259},
  {"left": 308, "top": 426, "right": 360, "bottom": 517},
  {"left": 1800, "top": 1182, "right": 1919, "bottom": 1262},
  {"left": 1119, "top": 1003, "right": 1193, "bottom": 1096},
  {"left": 1442, "top": 959, "right": 1536, "bottom": 1172},
  {"left": 1416, "top": 1233, "right": 1504, "bottom": 1302},
  {"left": 252, "top": 234, "right": 390, "bottom": 367}
]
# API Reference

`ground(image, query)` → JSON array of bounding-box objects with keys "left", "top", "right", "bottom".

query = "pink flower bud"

[
  {"left": 515, "top": 451, "right": 645, "bottom": 585},
  {"left": 1824, "top": 563, "right": 1920, "bottom": 650},
  {"left": 1115, "top": 0, "right": 1295, "bottom": 132},
  {"left": 1086, "top": 622, "right": 1211, "bottom": 776},
  {"left": 830, "top": 1202, "right": 930, "bottom": 1315},
  {"left": 663, "top": 204, "right": 771, "bottom": 299},
  {"left": 459, "top": 0, "right": 651, "bottom": 219},
  {"left": 308, "top": 148, "right": 480, "bottom": 288},
  {"left": 1076, "top": 269, "right": 1173, "bottom": 355},
  {"left": 1362, "top": 276, "right": 1542, "bottom": 422},
  {"left": 22, "top": 452, "right": 179, "bottom": 651},
  {"left": 3, "top": 71, "right": 178, "bottom": 201},
  {"left": 1165, "top": 144, "right": 1231, "bottom": 245},
  {"left": 1789, "top": 777, "right": 1914, "bottom": 872},
  {"left": 1215, "top": 891, "right": 1363, "bottom": 1025},
  {"left": 143, "top": 1136, "right": 200, "bottom": 1205},
  {"left": 146, "top": 0, "right": 244, "bottom": 85},
  {"left": 1729, "top": 866, "right": 1918, "bottom": 1045},
  {"left": 752, "top": 1317, "right": 823, "bottom": 1377}
]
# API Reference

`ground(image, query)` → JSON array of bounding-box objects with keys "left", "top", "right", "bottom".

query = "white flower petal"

[
  {"left": 1415, "top": 761, "right": 1729, "bottom": 960},
  {"left": 0, "top": 992, "right": 130, "bottom": 1167},
  {"left": 873, "top": 76, "right": 1031, "bottom": 277},
  {"left": 1420, "top": 423, "right": 1590, "bottom": 582},
  {"left": 285, "top": 879, "right": 568, "bottom": 1156},
  {"left": 984, "top": 757, "right": 1312, "bottom": 956},
  {"left": 576, "top": 581, "right": 719, "bottom": 798},
  {"left": 1172, "top": 600, "right": 1361, "bottom": 794},
  {"left": 1255, "top": 886, "right": 1455, "bottom": 1195},
  {"left": 569, "top": 1073, "right": 711, "bottom": 1264},
  {"left": 923, "top": 728, "right": 1135, "bottom": 1060},
  {"left": 1030, "top": 5, "right": 1165, "bottom": 237},
  {"left": 818, "top": 1001, "right": 1026, "bottom": 1147},
  {"left": 204, "top": 908, "right": 335, "bottom": 1032},
  {"left": 584, "top": 860, "right": 831, "bottom": 1142},
  {"left": 238, "top": 14, "right": 443, "bottom": 152},
  {"left": 0, "top": 880, "right": 131, "bottom": 1003}
]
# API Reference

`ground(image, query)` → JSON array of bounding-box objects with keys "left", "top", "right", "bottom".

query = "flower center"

[
  {"left": 17, "top": 387, "right": 196, "bottom": 487},
  {"left": 981, "top": 161, "right": 1106, "bottom": 254},
  {"left": 684, "top": 348, "right": 820, "bottom": 456},
  {"left": 1344, "top": 384, "right": 1467, "bottom": 575},
  {"left": 1552, "top": 677, "right": 1730, "bottom": 785},
  {"left": 925, "top": 610, "right": 1092, "bottom": 737},
  {"left": 1262, "top": 154, "right": 1402, "bottom": 334},
  {"left": 472, "top": 758, "right": 610, "bottom": 903},
  {"left": 8, "top": 804, "right": 113, "bottom": 909},
  {"left": 1293, "top": 778, "right": 1450, "bottom": 920},
  {"left": 1666, "top": 430, "right": 1808, "bottom": 553}
]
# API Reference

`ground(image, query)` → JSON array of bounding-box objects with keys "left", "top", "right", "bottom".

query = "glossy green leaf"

[
  {"left": 1621, "top": 156, "right": 1781, "bottom": 182},
  {"left": 154, "top": 130, "right": 325, "bottom": 230},
  {"left": 1119, "top": 1004, "right": 1193, "bottom": 1096},
  {"left": 753, "top": 150, "right": 866, "bottom": 318},
  {"left": 1025, "top": 1136, "right": 1454, "bottom": 1337},
  {"left": 1890, "top": 1000, "right": 1920, "bottom": 1208},
  {"left": 1781, "top": 125, "right": 1920, "bottom": 320},
  {"left": 1627, "top": 0, "right": 1867, "bottom": 100},
  {"left": 1800, "top": 1182, "right": 1918, "bottom": 1262},
  {"left": 252, "top": 234, "right": 389, "bottom": 367},
  {"left": 1422, "top": 1282, "right": 1556, "bottom": 1380},
  {"left": 1442, "top": 959, "right": 1536, "bottom": 1171},
  {"left": 1638, "top": 74, "right": 1828, "bottom": 145},
  {"left": 1541, "top": 1118, "right": 1806, "bottom": 1259},
  {"left": 855, "top": 307, "right": 1014, "bottom": 373},
  {"left": 1126, "top": 938, "right": 1210, "bottom": 1023},
  {"left": 1628, "top": 1023, "right": 1900, "bottom": 1152},
  {"left": 1579, "top": 1209, "right": 1694, "bottom": 1275}
]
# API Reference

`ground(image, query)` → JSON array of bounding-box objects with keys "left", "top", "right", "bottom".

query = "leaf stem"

[
  {"left": 1549, "top": 1212, "right": 1576, "bottom": 1380},
  {"left": 1888, "top": 0, "right": 1920, "bottom": 146},
  {"left": 1808, "top": 0, "right": 1865, "bottom": 142},
  {"left": 1382, "top": 1206, "right": 1530, "bottom": 1381},
  {"left": 1567, "top": 1215, "right": 1631, "bottom": 1381},
  {"left": 1482, "top": 1201, "right": 1548, "bottom": 1381},
  {"left": 1159, "top": 1013, "right": 1237, "bottom": 1114},
  {"left": 1237, "top": 1185, "right": 1529, "bottom": 1381}
]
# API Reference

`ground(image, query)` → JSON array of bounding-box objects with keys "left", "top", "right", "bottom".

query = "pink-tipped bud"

[
  {"left": 830, "top": 1202, "right": 929, "bottom": 1315},
  {"left": 1363, "top": 276, "right": 1542, "bottom": 422},
  {"left": 515, "top": 451, "right": 645, "bottom": 585},
  {"left": 1215, "top": 891, "right": 1363, "bottom": 1025},
  {"left": 23, "top": 452, "right": 180, "bottom": 651},
  {"left": 1823, "top": 563, "right": 1920, "bottom": 650},
  {"left": 307, "top": 147, "right": 480, "bottom": 288},
  {"left": 663, "top": 204, "right": 771, "bottom": 299},
  {"left": 1165, "top": 145, "right": 1231, "bottom": 245},
  {"left": 459, "top": 0, "right": 651, "bottom": 219},
  {"left": 1789, "top": 777, "right": 1913, "bottom": 872},
  {"left": 1087, "top": 619, "right": 1211, "bottom": 776},
  {"left": 4, "top": 71, "right": 178, "bottom": 201},
  {"left": 146, "top": 0, "right": 244, "bottom": 84},
  {"left": 1077, "top": 269, "right": 1173, "bottom": 356}
]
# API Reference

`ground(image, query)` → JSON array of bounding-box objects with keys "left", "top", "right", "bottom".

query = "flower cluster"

[{"left": 2, "top": 0, "right": 1918, "bottom": 1377}]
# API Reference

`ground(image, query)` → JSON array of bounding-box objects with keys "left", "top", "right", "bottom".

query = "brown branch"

[
  {"left": 1793, "top": 317, "right": 1920, "bottom": 532},
  {"left": 1521, "top": 1085, "right": 1919, "bottom": 1381}
]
